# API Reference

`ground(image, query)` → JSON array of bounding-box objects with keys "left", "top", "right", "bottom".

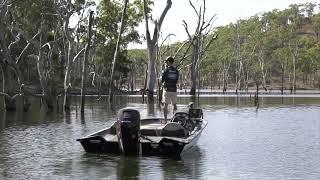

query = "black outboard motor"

[{"left": 116, "top": 108, "right": 141, "bottom": 155}]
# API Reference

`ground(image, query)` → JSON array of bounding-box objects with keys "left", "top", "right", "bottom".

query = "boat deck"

[
  {"left": 101, "top": 122, "right": 166, "bottom": 142},
  {"left": 140, "top": 122, "right": 166, "bottom": 137},
  {"left": 104, "top": 134, "right": 118, "bottom": 142},
  {"left": 94, "top": 118, "right": 204, "bottom": 144}
]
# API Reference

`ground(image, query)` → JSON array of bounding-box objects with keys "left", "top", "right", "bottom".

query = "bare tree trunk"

[
  {"left": 63, "top": 5, "right": 74, "bottom": 111},
  {"left": 221, "top": 58, "right": 231, "bottom": 93},
  {"left": 281, "top": 63, "right": 285, "bottom": 95},
  {"left": 244, "top": 63, "right": 249, "bottom": 92},
  {"left": 143, "top": 0, "right": 172, "bottom": 101},
  {"left": 258, "top": 51, "right": 267, "bottom": 91},
  {"left": 234, "top": 23, "right": 247, "bottom": 93},
  {"left": 130, "top": 62, "right": 135, "bottom": 92},
  {"left": 190, "top": 39, "right": 199, "bottom": 95},
  {"left": 109, "top": 0, "right": 129, "bottom": 103},
  {"left": 293, "top": 54, "right": 297, "bottom": 93},
  {"left": 2, "top": 65, "right": 17, "bottom": 111},
  {"left": 81, "top": 11, "right": 94, "bottom": 112},
  {"left": 289, "top": 40, "right": 298, "bottom": 94},
  {"left": 63, "top": 3, "right": 87, "bottom": 111},
  {"left": 142, "top": 65, "right": 148, "bottom": 103},
  {"left": 183, "top": 0, "right": 217, "bottom": 96},
  {"left": 0, "top": 21, "right": 19, "bottom": 111},
  {"left": 34, "top": 16, "right": 58, "bottom": 111},
  {"left": 146, "top": 45, "right": 157, "bottom": 101},
  {"left": 37, "top": 32, "right": 54, "bottom": 110},
  {"left": 64, "top": 40, "right": 73, "bottom": 111},
  {"left": 235, "top": 24, "right": 241, "bottom": 94}
]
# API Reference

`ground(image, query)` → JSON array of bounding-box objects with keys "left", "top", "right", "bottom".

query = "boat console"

[{"left": 171, "top": 103, "right": 203, "bottom": 134}]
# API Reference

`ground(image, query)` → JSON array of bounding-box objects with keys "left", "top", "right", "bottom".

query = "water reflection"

[
  {"left": 0, "top": 112, "right": 6, "bottom": 131},
  {"left": 0, "top": 96, "right": 320, "bottom": 179},
  {"left": 147, "top": 102, "right": 155, "bottom": 116},
  {"left": 161, "top": 146, "right": 205, "bottom": 179},
  {"left": 116, "top": 156, "right": 140, "bottom": 179}
]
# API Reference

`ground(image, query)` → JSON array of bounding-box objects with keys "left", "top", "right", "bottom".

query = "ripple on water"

[{"left": 0, "top": 97, "right": 320, "bottom": 179}]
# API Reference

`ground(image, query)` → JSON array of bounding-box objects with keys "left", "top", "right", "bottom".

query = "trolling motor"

[{"left": 116, "top": 108, "right": 141, "bottom": 155}]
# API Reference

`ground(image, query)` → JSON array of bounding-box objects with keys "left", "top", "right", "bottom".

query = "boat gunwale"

[{"left": 77, "top": 118, "right": 208, "bottom": 144}]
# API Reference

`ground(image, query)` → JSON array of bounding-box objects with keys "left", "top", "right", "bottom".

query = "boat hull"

[
  {"left": 78, "top": 137, "right": 188, "bottom": 156},
  {"left": 78, "top": 136, "right": 119, "bottom": 154},
  {"left": 77, "top": 119, "right": 207, "bottom": 156}
]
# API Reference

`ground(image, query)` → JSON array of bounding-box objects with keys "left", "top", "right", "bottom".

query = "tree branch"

[
  {"left": 0, "top": 92, "right": 10, "bottom": 99},
  {"left": 12, "top": 27, "right": 41, "bottom": 48},
  {"left": 157, "top": 0, "right": 172, "bottom": 32},
  {"left": 63, "top": 0, "right": 75, "bottom": 42},
  {"left": 72, "top": 47, "right": 86, "bottom": 62},
  {"left": 16, "top": 31, "right": 41, "bottom": 64},
  {"left": 203, "top": 33, "right": 217, "bottom": 52},
  {"left": 143, "top": 0, "right": 151, "bottom": 42},
  {"left": 152, "top": 0, "right": 172, "bottom": 41},
  {"left": 174, "top": 41, "right": 188, "bottom": 59},
  {"left": 176, "top": 42, "right": 192, "bottom": 68},
  {"left": 183, "top": 20, "right": 192, "bottom": 41},
  {"left": 189, "top": 0, "right": 199, "bottom": 17},
  {"left": 160, "top": 33, "right": 175, "bottom": 48},
  {"left": 27, "top": 54, "right": 39, "bottom": 61},
  {"left": 0, "top": 0, "right": 9, "bottom": 18},
  {"left": 89, "top": 72, "right": 96, "bottom": 87},
  {"left": 8, "top": 32, "right": 21, "bottom": 52}
]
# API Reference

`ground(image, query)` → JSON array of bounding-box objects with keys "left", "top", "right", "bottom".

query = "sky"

[{"left": 129, "top": 0, "right": 318, "bottom": 48}]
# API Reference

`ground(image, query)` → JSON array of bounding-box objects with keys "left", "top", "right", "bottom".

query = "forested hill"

[{"left": 129, "top": 3, "right": 320, "bottom": 93}]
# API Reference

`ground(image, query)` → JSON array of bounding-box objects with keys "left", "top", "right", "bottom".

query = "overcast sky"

[{"left": 130, "top": 0, "right": 318, "bottom": 48}]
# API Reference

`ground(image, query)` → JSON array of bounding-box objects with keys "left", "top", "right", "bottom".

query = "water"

[{"left": 0, "top": 96, "right": 320, "bottom": 179}]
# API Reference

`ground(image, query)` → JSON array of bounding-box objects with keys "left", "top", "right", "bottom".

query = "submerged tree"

[
  {"left": 0, "top": 0, "right": 21, "bottom": 111},
  {"left": 109, "top": 0, "right": 129, "bottom": 103},
  {"left": 182, "top": 0, "right": 217, "bottom": 95},
  {"left": 143, "top": 0, "right": 172, "bottom": 101},
  {"left": 94, "top": 0, "right": 143, "bottom": 100},
  {"left": 81, "top": 11, "right": 94, "bottom": 112},
  {"left": 2, "top": 1, "right": 33, "bottom": 111}
]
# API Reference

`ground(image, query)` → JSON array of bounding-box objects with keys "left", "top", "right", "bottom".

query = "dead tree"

[
  {"left": 289, "top": 40, "right": 298, "bottom": 93},
  {"left": 182, "top": 0, "right": 217, "bottom": 95},
  {"left": 81, "top": 11, "right": 94, "bottom": 112},
  {"left": 221, "top": 57, "right": 232, "bottom": 93},
  {"left": 63, "top": 0, "right": 87, "bottom": 110},
  {"left": 157, "top": 33, "right": 177, "bottom": 105},
  {"left": 143, "top": 0, "right": 172, "bottom": 102},
  {"left": 258, "top": 49, "right": 268, "bottom": 91},
  {"left": 0, "top": 0, "right": 24, "bottom": 111},
  {"left": 4, "top": 2, "right": 62, "bottom": 111},
  {"left": 235, "top": 23, "right": 243, "bottom": 94},
  {"left": 109, "top": 0, "right": 129, "bottom": 103},
  {"left": 63, "top": 0, "right": 75, "bottom": 111}
]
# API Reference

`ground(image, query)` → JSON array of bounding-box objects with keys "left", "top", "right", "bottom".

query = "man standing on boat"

[{"left": 161, "top": 56, "right": 179, "bottom": 121}]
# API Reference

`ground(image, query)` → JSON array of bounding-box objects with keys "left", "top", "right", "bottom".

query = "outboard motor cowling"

[{"left": 116, "top": 108, "right": 140, "bottom": 155}]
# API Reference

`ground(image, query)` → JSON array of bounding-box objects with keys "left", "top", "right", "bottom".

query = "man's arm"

[
  {"left": 176, "top": 69, "right": 179, "bottom": 82},
  {"left": 161, "top": 70, "right": 166, "bottom": 84}
]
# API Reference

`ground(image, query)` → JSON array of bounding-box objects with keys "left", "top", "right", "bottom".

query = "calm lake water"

[{"left": 0, "top": 95, "right": 320, "bottom": 179}]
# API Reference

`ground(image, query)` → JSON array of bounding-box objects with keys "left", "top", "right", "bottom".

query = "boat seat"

[
  {"left": 160, "top": 122, "right": 187, "bottom": 138},
  {"left": 189, "top": 108, "right": 203, "bottom": 121}
]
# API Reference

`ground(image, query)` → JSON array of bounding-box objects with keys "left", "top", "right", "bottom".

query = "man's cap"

[{"left": 165, "top": 56, "right": 174, "bottom": 63}]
